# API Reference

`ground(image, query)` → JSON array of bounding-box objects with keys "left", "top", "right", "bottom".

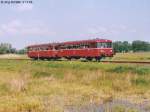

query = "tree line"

[
  {"left": 113, "top": 40, "right": 150, "bottom": 53},
  {"left": 0, "top": 43, "right": 26, "bottom": 54},
  {"left": 0, "top": 40, "right": 150, "bottom": 54}
]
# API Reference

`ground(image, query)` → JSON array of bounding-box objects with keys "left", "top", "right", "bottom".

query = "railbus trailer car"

[{"left": 27, "top": 38, "right": 114, "bottom": 61}]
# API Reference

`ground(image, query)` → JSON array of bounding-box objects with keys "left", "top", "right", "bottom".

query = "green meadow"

[
  {"left": 0, "top": 52, "right": 150, "bottom": 112},
  {"left": 105, "top": 52, "right": 150, "bottom": 61}
]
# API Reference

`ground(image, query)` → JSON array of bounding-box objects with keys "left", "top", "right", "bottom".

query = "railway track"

[
  {"left": 0, "top": 58, "right": 150, "bottom": 64},
  {"left": 101, "top": 60, "right": 150, "bottom": 64}
]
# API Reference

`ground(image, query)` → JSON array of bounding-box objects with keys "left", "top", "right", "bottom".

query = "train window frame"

[{"left": 97, "top": 42, "right": 112, "bottom": 48}]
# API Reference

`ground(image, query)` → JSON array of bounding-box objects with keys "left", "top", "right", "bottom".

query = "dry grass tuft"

[{"left": 9, "top": 78, "right": 26, "bottom": 92}]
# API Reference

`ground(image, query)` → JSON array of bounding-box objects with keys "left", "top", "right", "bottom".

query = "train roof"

[
  {"left": 27, "top": 38, "right": 112, "bottom": 48},
  {"left": 62, "top": 38, "right": 112, "bottom": 44}
]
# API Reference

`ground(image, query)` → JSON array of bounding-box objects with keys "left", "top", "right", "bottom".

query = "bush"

[{"left": 134, "top": 67, "right": 150, "bottom": 75}]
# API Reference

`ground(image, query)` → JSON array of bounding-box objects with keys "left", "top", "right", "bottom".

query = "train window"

[
  {"left": 41, "top": 47, "right": 48, "bottom": 50},
  {"left": 29, "top": 47, "right": 32, "bottom": 51},
  {"left": 89, "top": 43, "right": 96, "bottom": 48},
  {"left": 39, "top": 48, "right": 42, "bottom": 50},
  {"left": 32, "top": 47, "right": 35, "bottom": 51},
  {"left": 31, "top": 48, "right": 34, "bottom": 51},
  {"left": 36, "top": 48, "right": 40, "bottom": 51},
  {"left": 62, "top": 43, "right": 90, "bottom": 49},
  {"left": 107, "top": 43, "right": 112, "bottom": 48},
  {"left": 97, "top": 42, "right": 112, "bottom": 48}
]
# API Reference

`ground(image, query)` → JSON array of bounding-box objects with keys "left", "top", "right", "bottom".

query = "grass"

[
  {"left": 108, "top": 66, "right": 150, "bottom": 75},
  {"left": 111, "top": 105, "right": 139, "bottom": 112},
  {"left": 0, "top": 60, "right": 149, "bottom": 112},
  {"left": 104, "top": 52, "right": 150, "bottom": 61},
  {"left": 0, "top": 52, "right": 149, "bottom": 111}
]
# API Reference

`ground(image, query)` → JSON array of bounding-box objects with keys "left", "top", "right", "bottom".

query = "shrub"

[
  {"left": 134, "top": 67, "right": 150, "bottom": 75},
  {"left": 108, "top": 66, "right": 133, "bottom": 73}
]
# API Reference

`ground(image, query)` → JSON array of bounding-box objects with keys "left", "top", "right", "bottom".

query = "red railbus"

[{"left": 27, "top": 39, "right": 114, "bottom": 61}]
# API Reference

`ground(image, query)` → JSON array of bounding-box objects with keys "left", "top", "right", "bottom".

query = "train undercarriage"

[{"left": 31, "top": 56, "right": 106, "bottom": 62}]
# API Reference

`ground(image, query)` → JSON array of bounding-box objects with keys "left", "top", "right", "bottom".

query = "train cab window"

[
  {"left": 97, "top": 42, "right": 112, "bottom": 48},
  {"left": 107, "top": 43, "right": 112, "bottom": 48}
]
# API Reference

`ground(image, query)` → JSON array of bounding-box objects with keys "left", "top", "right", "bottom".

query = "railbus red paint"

[{"left": 27, "top": 38, "right": 114, "bottom": 61}]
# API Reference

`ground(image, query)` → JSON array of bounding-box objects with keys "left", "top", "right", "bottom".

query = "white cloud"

[
  {"left": 20, "top": 27, "right": 56, "bottom": 36},
  {"left": 1, "top": 20, "right": 21, "bottom": 34},
  {"left": 0, "top": 30, "right": 2, "bottom": 36},
  {"left": 0, "top": 20, "right": 56, "bottom": 37},
  {"left": 87, "top": 26, "right": 107, "bottom": 35},
  {"left": 87, "top": 25, "right": 137, "bottom": 36},
  {"left": 130, "top": 29, "right": 137, "bottom": 33}
]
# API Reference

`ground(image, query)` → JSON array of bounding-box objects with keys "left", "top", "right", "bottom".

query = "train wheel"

[
  {"left": 32, "top": 58, "right": 38, "bottom": 61},
  {"left": 47, "top": 58, "right": 52, "bottom": 61},
  {"left": 95, "top": 57, "right": 102, "bottom": 62},
  {"left": 86, "top": 57, "right": 93, "bottom": 61},
  {"left": 40, "top": 58, "right": 45, "bottom": 60},
  {"left": 66, "top": 57, "right": 72, "bottom": 61}
]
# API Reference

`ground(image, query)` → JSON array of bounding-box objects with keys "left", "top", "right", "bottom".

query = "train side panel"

[{"left": 27, "top": 48, "right": 113, "bottom": 59}]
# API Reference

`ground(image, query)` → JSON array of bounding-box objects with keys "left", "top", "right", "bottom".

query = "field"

[
  {"left": 0, "top": 52, "right": 150, "bottom": 112},
  {"left": 104, "top": 52, "right": 150, "bottom": 61},
  {"left": 0, "top": 54, "right": 28, "bottom": 59}
]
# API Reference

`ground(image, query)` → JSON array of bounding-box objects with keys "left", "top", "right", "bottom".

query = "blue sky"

[{"left": 0, "top": 0, "right": 150, "bottom": 49}]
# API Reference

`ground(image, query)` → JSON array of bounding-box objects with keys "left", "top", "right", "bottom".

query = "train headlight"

[{"left": 110, "top": 50, "right": 112, "bottom": 52}]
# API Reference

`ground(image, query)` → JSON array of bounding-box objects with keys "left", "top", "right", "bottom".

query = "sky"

[{"left": 0, "top": 0, "right": 150, "bottom": 49}]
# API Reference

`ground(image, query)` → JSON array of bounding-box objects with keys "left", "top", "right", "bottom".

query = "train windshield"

[{"left": 97, "top": 42, "right": 112, "bottom": 48}]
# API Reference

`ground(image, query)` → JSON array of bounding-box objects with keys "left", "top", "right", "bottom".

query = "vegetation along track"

[
  {"left": 101, "top": 60, "right": 150, "bottom": 64},
  {"left": 0, "top": 58, "right": 150, "bottom": 65}
]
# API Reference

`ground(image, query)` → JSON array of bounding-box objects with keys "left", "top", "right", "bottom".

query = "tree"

[
  {"left": 17, "top": 48, "right": 27, "bottom": 54},
  {"left": 0, "top": 43, "right": 11, "bottom": 54},
  {"left": 132, "top": 40, "right": 150, "bottom": 52},
  {"left": 122, "top": 41, "right": 132, "bottom": 52},
  {"left": 0, "top": 43, "right": 17, "bottom": 54},
  {"left": 113, "top": 41, "right": 131, "bottom": 53}
]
